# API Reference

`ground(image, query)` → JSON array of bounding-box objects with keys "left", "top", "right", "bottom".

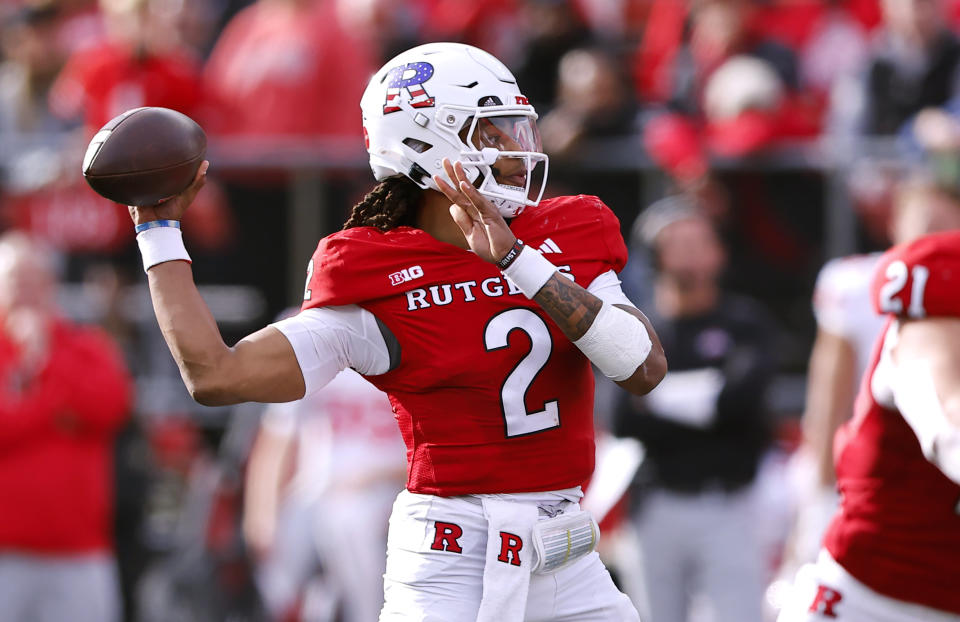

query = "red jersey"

[
  {"left": 302, "top": 195, "right": 627, "bottom": 496},
  {"left": 823, "top": 230, "right": 960, "bottom": 613}
]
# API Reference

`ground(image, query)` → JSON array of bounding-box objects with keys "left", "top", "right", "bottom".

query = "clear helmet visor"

[
  {"left": 461, "top": 112, "right": 549, "bottom": 216},
  {"left": 473, "top": 115, "right": 542, "bottom": 153}
]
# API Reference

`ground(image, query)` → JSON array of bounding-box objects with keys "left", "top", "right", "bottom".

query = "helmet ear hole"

[
  {"left": 408, "top": 163, "right": 431, "bottom": 185},
  {"left": 402, "top": 138, "right": 433, "bottom": 153}
]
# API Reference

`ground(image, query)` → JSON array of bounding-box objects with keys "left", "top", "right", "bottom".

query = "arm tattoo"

[{"left": 533, "top": 273, "right": 602, "bottom": 341}]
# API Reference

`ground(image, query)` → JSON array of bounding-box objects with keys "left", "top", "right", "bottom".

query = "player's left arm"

[
  {"left": 533, "top": 274, "right": 666, "bottom": 394},
  {"left": 436, "top": 160, "right": 667, "bottom": 395},
  {"left": 891, "top": 317, "right": 960, "bottom": 485}
]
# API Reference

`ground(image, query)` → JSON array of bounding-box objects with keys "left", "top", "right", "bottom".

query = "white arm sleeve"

[
  {"left": 577, "top": 270, "right": 652, "bottom": 382},
  {"left": 586, "top": 270, "right": 635, "bottom": 308},
  {"left": 271, "top": 305, "right": 392, "bottom": 397}
]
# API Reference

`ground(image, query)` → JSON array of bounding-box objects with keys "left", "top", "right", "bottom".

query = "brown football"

[{"left": 82, "top": 107, "right": 207, "bottom": 206}]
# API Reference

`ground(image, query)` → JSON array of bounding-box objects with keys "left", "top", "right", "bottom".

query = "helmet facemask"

[{"left": 452, "top": 106, "right": 549, "bottom": 218}]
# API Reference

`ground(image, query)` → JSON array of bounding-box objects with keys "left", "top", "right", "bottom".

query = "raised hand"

[
  {"left": 128, "top": 160, "right": 209, "bottom": 227},
  {"left": 433, "top": 159, "right": 517, "bottom": 264}
]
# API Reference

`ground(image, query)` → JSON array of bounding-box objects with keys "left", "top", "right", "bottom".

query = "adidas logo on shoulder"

[{"left": 538, "top": 238, "right": 562, "bottom": 254}]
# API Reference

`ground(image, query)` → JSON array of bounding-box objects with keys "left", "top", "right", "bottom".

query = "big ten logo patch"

[
  {"left": 808, "top": 584, "right": 843, "bottom": 618},
  {"left": 389, "top": 265, "right": 424, "bottom": 286},
  {"left": 383, "top": 62, "right": 435, "bottom": 114},
  {"left": 497, "top": 531, "right": 523, "bottom": 566},
  {"left": 430, "top": 521, "right": 463, "bottom": 553}
]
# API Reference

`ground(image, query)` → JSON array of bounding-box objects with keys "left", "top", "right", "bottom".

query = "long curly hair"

[{"left": 343, "top": 175, "right": 423, "bottom": 231}]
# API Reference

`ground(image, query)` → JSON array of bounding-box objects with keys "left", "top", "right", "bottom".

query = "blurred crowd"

[
  {"left": 6, "top": 0, "right": 960, "bottom": 318},
  {"left": 5, "top": 0, "right": 960, "bottom": 620},
  {"left": 7, "top": 0, "right": 960, "bottom": 260}
]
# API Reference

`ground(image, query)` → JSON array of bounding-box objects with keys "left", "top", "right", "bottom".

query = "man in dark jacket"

[{"left": 615, "top": 196, "right": 776, "bottom": 622}]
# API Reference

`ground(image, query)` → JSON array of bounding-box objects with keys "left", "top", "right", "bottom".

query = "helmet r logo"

[{"left": 383, "top": 62, "right": 435, "bottom": 114}]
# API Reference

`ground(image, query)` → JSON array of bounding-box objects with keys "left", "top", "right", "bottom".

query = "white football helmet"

[{"left": 360, "top": 42, "right": 549, "bottom": 218}]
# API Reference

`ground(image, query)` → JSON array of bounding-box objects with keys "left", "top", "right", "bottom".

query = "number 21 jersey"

[{"left": 823, "top": 230, "right": 960, "bottom": 614}]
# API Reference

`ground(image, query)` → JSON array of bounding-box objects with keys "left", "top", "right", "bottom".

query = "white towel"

[{"left": 476, "top": 497, "right": 540, "bottom": 622}]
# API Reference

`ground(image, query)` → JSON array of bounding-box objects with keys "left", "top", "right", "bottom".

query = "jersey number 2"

[
  {"left": 484, "top": 308, "right": 560, "bottom": 437},
  {"left": 879, "top": 260, "right": 928, "bottom": 318},
  {"left": 303, "top": 259, "right": 314, "bottom": 301}
]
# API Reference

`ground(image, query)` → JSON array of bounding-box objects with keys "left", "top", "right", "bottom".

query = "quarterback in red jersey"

[
  {"left": 778, "top": 178, "right": 960, "bottom": 622},
  {"left": 127, "top": 42, "right": 665, "bottom": 621}
]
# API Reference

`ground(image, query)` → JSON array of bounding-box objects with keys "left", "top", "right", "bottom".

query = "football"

[{"left": 82, "top": 107, "right": 207, "bottom": 206}]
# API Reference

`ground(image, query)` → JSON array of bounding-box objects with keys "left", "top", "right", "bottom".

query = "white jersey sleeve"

[
  {"left": 813, "top": 254, "right": 886, "bottom": 381},
  {"left": 586, "top": 269, "right": 635, "bottom": 308},
  {"left": 813, "top": 255, "right": 880, "bottom": 338},
  {"left": 272, "top": 305, "right": 392, "bottom": 396}
]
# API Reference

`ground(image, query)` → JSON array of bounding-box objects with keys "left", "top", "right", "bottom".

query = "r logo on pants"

[
  {"left": 808, "top": 584, "right": 843, "bottom": 618},
  {"left": 430, "top": 521, "right": 463, "bottom": 554},
  {"left": 497, "top": 532, "right": 523, "bottom": 566}
]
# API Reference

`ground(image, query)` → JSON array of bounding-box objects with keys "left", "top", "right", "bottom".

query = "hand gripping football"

[{"left": 82, "top": 107, "right": 207, "bottom": 206}]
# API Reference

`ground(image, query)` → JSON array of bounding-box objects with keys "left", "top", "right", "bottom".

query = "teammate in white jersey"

[
  {"left": 782, "top": 253, "right": 885, "bottom": 570},
  {"left": 244, "top": 369, "right": 405, "bottom": 621}
]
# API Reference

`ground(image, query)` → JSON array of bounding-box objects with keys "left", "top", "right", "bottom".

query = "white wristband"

[
  {"left": 501, "top": 245, "right": 557, "bottom": 298},
  {"left": 136, "top": 226, "right": 191, "bottom": 272},
  {"left": 574, "top": 303, "right": 652, "bottom": 381}
]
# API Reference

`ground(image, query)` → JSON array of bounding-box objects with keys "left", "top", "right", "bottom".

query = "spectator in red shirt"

[
  {"left": 202, "top": 0, "right": 376, "bottom": 141},
  {"left": 0, "top": 232, "right": 133, "bottom": 622},
  {"left": 640, "top": 0, "right": 824, "bottom": 185},
  {"left": 48, "top": 0, "right": 202, "bottom": 134}
]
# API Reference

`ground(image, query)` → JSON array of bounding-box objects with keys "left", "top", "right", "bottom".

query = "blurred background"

[{"left": 2, "top": 0, "right": 960, "bottom": 620}]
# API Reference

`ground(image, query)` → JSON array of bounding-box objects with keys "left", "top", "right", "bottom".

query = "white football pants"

[
  {"left": 777, "top": 550, "right": 960, "bottom": 622},
  {"left": 379, "top": 490, "right": 641, "bottom": 622}
]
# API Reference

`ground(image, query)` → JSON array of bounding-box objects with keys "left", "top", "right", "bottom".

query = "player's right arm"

[
  {"left": 243, "top": 409, "right": 297, "bottom": 558},
  {"left": 145, "top": 261, "right": 306, "bottom": 404},
  {"left": 130, "top": 163, "right": 306, "bottom": 405},
  {"left": 802, "top": 330, "right": 857, "bottom": 487},
  {"left": 891, "top": 317, "right": 960, "bottom": 485},
  {"left": 802, "top": 258, "right": 875, "bottom": 487}
]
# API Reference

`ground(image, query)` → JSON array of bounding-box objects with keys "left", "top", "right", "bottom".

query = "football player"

[
  {"left": 244, "top": 367, "right": 405, "bottom": 622},
  {"left": 128, "top": 43, "right": 666, "bottom": 621},
  {"left": 778, "top": 168, "right": 954, "bottom": 575},
  {"left": 777, "top": 173, "right": 960, "bottom": 621}
]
